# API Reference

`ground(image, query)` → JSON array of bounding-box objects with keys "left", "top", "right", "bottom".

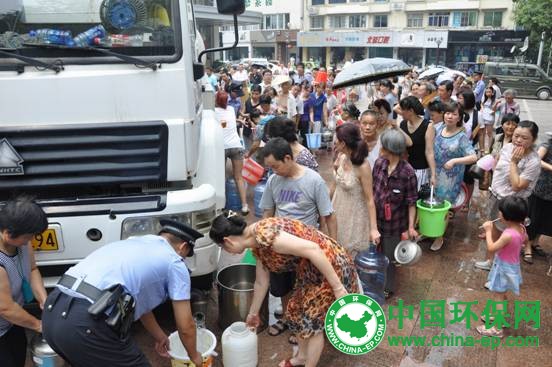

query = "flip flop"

[
  {"left": 288, "top": 335, "right": 298, "bottom": 345},
  {"left": 268, "top": 320, "right": 287, "bottom": 336},
  {"left": 523, "top": 253, "right": 533, "bottom": 264}
]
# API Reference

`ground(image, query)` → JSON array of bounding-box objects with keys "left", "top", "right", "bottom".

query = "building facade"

[
  {"left": 221, "top": 0, "right": 303, "bottom": 63},
  {"left": 299, "top": 0, "right": 526, "bottom": 68}
]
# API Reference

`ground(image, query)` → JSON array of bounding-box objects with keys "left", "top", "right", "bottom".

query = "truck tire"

[{"left": 537, "top": 88, "right": 551, "bottom": 100}]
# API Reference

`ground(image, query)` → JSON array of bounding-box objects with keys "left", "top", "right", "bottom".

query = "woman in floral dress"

[
  {"left": 431, "top": 101, "right": 477, "bottom": 251},
  {"left": 210, "top": 212, "right": 359, "bottom": 367}
]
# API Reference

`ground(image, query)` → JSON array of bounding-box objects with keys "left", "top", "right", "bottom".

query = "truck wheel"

[{"left": 537, "top": 88, "right": 551, "bottom": 100}]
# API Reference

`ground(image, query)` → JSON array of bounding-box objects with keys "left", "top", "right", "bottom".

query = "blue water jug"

[
  {"left": 254, "top": 179, "right": 267, "bottom": 218},
  {"left": 354, "top": 243, "right": 389, "bottom": 305},
  {"left": 225, "top": 178, "right": 242, "bottom": 212}
]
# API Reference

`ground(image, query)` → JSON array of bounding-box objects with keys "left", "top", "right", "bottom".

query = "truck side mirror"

[{"left": 217, "top": 0, "right": 245, "bottom": 15}]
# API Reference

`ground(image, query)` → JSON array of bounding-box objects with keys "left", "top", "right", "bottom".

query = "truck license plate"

[{"left": 32, "top": 229, "right": 59, "bottom": 251}]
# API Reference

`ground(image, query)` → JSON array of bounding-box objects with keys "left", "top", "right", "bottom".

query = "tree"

[{"left": 513, "top": 0, "right": 552, "bottom": 67}]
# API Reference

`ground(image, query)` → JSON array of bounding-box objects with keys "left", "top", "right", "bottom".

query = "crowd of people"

[
  {"left": 206, "top": 60, "right": 551, "bottom": 365},
  {"left": 0, "top": 60, "right": 549, "bottom": 367}
]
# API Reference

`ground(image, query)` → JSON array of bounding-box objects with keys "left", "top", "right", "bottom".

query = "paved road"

[{"left": 518, "top": 98, "right": 552, "bottom": 143}]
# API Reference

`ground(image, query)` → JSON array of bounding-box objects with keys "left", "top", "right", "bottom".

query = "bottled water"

[
  {"left": 73, "top": 25, "right": 107, "bottom": 47},
  {"left": 354, "top": 243, "right": 389, "bottom": 305},
  {"left": 29, "top": 29, "right": 74, "bottom": 46}
]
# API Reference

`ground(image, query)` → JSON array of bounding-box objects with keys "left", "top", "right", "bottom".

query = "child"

[{"left": 477, "top": 196, "right": 528, "bottom": 337}]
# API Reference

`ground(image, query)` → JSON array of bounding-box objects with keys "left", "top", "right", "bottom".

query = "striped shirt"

[{"left": 0, "top": 246, "right": 31, "bottom": 336}]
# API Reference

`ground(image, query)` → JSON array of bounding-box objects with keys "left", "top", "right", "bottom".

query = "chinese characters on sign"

[{"left": 389, "top": 300, "right": 541, "bottom": 330}]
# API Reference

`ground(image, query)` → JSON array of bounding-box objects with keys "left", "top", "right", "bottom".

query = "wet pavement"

[{"left": 26, "top": 149, "right": 551, "bottom": 367}]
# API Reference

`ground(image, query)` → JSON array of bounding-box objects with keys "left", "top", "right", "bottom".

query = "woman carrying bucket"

[
  {"left": 209, "top": 212, "right": 359, "bottom": 367},
  {"left": 372, "top": 129, "right": 419, "bottom": 299},
  {"left": 430, "top": 101, "right": 477, "bottom": 251},
  {"left": 215, "top": 91, "right": 250, "bottom": 215}
]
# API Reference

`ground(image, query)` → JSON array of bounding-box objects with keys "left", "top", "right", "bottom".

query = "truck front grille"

[{"left": 0, "top": 121, "right": 168, "bottom": 189}]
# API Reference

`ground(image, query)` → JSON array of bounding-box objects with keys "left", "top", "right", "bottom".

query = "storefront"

[
  {"left": 297, "top": 30, "right": 448, "bottom": 68},
  {"left": 221, "top": 29, "right": 298, "bottom": 63},
  {"left": 445, "top": 30, "right": 528, "bottom": 68}
]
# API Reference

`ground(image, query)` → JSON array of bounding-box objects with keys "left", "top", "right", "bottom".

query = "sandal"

[
  {"left": 523, "top": 253, "right": 533, "bottom": 264},
  {"left": 532, "top": 244, "right": 546, "bottom": 257},
  {"left": 279, "top": 359, "right": 305, "bottom": 367},
  {"left": 268, "top": 320, "right": 287, "bottom": 336},
  {"left": 476, "top": 325, "right": 503, "bottom": 338},
  {"left": 288, "top": 335, "right": 298, "bottom": 345},
  {"left": 384, "top": 289, "right": 393, "bottom": 299}
]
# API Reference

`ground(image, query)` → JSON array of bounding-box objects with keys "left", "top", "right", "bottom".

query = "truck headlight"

[{"left": 120, "top": 206, "right": 215, "bottom": 240}]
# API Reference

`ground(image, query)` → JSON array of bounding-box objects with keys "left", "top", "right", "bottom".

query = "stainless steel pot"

[
  {"left": 394, "top": 240, "right": 422, "bottom": 265},
  {"left": 217, "top": 264, "right": 268, "bottom": 332},
  {"left": 31, "top": 334, "right": 66, "bottom": 367}
]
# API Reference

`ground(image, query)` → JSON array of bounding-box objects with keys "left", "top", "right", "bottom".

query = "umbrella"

[
  {"left": 418, "top": 66, "right": 449, "bottom": 80},
  {"left": 436, "top": 70, "right": 467, "bottom": 84},
  {"left": 332, "top": 58, "right": 411, "bottom": 89}
]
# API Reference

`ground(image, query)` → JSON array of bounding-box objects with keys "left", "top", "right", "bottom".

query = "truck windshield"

[{"left": 0, "top": 0, "right": 181, "bottom": 63}]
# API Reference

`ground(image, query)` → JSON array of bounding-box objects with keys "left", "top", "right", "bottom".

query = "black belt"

[{"left": 58, "top": 274, "right": 103, "bottom": 302}]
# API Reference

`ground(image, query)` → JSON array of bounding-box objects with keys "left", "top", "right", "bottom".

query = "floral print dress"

[
  {"left": 433, "top": 124, "right": 476, "bottom": 203},
  {"left": 253, "top": 217, "right": 360, "bottom": 338}
]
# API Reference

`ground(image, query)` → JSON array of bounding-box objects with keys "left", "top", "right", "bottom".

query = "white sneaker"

[{"left": 475, "top": 259, "right": 492, "bottom": 271}]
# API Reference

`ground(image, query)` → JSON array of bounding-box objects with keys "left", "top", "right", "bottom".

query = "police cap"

[{"left": 159, "top": 219, "right": 203, "bottom": 257}]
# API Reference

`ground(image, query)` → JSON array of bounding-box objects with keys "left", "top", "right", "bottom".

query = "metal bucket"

[
  {"left": 216, "top": 264, "right": 268, "bottom": 332},
  {"left": 31, "top": 334, "right": 66, "bottom": 367}
]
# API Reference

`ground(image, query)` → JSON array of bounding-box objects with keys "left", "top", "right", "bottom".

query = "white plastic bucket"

[{"left": 168, "top": 329, "right": 217, "bottom": 367}]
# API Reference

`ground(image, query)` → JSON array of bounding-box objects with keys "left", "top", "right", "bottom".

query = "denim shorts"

[
  {"left": 487, "top": 255, "right": 522, "bottom": 296},
  {"left": 225, "top": 148, "right": 244, "bottom": 160}
]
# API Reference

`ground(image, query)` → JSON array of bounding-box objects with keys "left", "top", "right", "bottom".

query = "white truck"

[{"left": 0, "top": 0, "right": 245, "bottom": 287}]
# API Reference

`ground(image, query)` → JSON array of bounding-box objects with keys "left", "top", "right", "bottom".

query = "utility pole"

[{"left": 537, "top": 31, "right": 545, "bottom": 67}]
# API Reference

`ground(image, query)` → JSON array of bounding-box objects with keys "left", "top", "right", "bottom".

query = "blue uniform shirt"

[{"left": 60, "top": 235, "right": 190, "bottom": 320}]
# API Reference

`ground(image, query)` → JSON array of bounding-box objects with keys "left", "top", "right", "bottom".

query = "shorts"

[
  {"left": 225, "top": 147, "right": 244, "bottom": 160},
  {"left": 269, "top": 271, "right": 296, "bottom": 297}
]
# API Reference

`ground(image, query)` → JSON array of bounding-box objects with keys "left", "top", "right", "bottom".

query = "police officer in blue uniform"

[{"left": 42, "top": 219, "right": 204, "bottom": 367}]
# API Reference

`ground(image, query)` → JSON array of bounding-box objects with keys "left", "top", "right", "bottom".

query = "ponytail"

[
  {"left": 336, "top": 123, "right": 368, "bottom": 166},
  {"left": 209, "top": 210, "right": 247, "bottom": 244},
  {"left": 351, "top": 139, "right": 369, "bottom": 166}
]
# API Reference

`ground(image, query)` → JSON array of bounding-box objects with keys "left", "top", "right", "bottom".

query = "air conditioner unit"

[
  {"left": 392, "top": 3, "right": 404, "bottom": 11},
  {"left": 308, "top": 8, "right": 319, "bottom": 16}
]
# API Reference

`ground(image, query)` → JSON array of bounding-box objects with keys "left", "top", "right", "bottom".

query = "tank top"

[
  {"left": 498, "top": 227, "right": 525, "bottom": 264},
  {"left": 0, "top": 246, "right": 31, "bottom": 336},
  {"left": 400, "top": 119, "right": 429, "bottom": 170}
]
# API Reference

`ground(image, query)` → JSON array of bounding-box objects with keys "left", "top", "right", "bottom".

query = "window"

[
  {"left": 349, "top": 15, "right": 366, "bottom": 28},
  {"left": 428, "top": 12, "right": 449, "bottom": 27},
  {"left": 329, "top": 15, "right": 347, "bottom": 29},
  {"left": 310, "top": 16, "right": 324, "bottom": 30},
  {"left": 264, "top": 13, "right": 290, "bottom": 30},
  {"left": 483, "top": 11, "right": 503, "bottom": 27},
  {"left": 349, "top": 0, "right": 367, "bottom": 2},
  {"left": 328, "top": 0, "right": 346, "bottom": 3},
  {"left": 452, "top": 11, "right": 477, "bottom": 27},
  {"left": 407, "top": 13, "right": 423, "bottom": 28},
  {"left": 373, "top": 14, "right": 388, "bottom": 28},
  {"left": 312, "top": 0, "right": 325, "bottom": 5}
]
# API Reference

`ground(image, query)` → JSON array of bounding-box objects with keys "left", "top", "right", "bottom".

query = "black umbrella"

[{"left": 332, "top": 58, "right": 411, "bottom": 89}]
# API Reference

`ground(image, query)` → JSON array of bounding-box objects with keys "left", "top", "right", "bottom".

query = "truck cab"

[{"left": 0, "top": 0, "right": 244, "bottom": 287}]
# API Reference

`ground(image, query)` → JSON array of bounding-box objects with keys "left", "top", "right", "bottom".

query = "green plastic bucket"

[
  {"left": 416, "top": 199, "right": 451, "bottom": 238},
  {"left": 241, "top": 249, "right": 257, "bottom": 265}
]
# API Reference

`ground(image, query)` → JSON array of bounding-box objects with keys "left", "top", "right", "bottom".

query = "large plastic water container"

[
  {"left": 354, "top": 243, "right": 389, "bottom": 306},
  {"left": 254, "top": 180, "right": 267, "bottom": 218},
  {"left": 225, "top": 178, "right": 242, "bottom": 211},
  {"left": 222, "top": 322, "right": 258, "bottom": 367}
]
